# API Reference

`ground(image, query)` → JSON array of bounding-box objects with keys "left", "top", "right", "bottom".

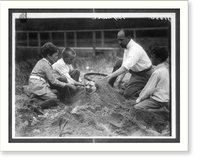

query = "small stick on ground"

[{"left": 59, "top": 118, "right": 68, "bottom": 137}]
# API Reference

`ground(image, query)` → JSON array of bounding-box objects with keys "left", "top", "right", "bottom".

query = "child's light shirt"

[
  {"left": 52, "top": 58, "right": 75, "bottom": 84},
  {"left": 139, "top": 63, "right": 169, "bottom": 102}
]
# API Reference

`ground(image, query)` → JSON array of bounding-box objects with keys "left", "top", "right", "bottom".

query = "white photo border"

[{"left": 0, "top": 1, "right": 188, "bottom": 151}]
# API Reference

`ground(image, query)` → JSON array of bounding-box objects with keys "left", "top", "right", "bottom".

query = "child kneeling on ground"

[
  {"left": 27, "top": 42, "right": 76, "bottom": 114},
  {"left": 134, "top": 46, "right": 169, "bottom": 112},
  {"left": 52, "top": 47, "right": 84, "bottom": 102}
]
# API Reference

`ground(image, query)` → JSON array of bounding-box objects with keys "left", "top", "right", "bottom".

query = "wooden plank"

[
  {"left": 27, "top": 32, "right": 29, "bottom": 47},
  {"left": 101, "top": 31, "right": 104, "bottom": 47},
  {"left": 49, "top": 32, "right": 52, "bottom": 42},
  {"left": 92, "top": 31, "right": 96, "bottom": 56},
  {"left": 134, "top": 30, "right": 136, "bottom": 41},
  {"left": 37, "top": 32, "right": 41, "bottom": 47},
  {"left": 64, "top": 32, "right": 67, "bottom": 47},
  {"left": 74, "top": 32, "right": 77, "bottom": 47}
]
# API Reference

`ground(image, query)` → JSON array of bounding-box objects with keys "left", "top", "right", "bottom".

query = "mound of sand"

[{"left": 15, "top": 77, "right": 170, "bottom": 137}]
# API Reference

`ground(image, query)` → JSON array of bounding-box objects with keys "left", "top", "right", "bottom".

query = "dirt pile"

[
  {"left": 23, "top": 80, "right": 169, "bottom": 137},
  {"left": 71, "top": 79, "right": 126, "bottom": 109},
  {"left": 15, "top": 77, "right": 170, "bottom": 137}
]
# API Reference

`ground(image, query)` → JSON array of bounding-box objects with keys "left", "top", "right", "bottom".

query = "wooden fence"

[{"left": 16, "top": 27, "right": 169, "bottom": 56}]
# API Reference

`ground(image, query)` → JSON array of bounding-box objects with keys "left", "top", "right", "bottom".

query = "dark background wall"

[
  {"left": 15, "top": 17, "right": 171, "bottom": 61},
  {"left": 16, "top": 18, "right": 170, "bottom": 32}
]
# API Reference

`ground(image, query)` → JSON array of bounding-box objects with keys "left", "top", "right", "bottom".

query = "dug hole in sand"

[{"left": 15, "top": 74, "right": 170, "bottom": 137}]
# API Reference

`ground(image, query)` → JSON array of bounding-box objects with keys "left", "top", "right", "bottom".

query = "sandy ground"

[{"left": 15, "top": 74, "right": 170, "bottom": 137}]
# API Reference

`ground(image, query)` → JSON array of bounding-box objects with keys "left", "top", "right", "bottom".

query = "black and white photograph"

[{"left": 0, "top": 1, "right": 188, "bottom": 151}]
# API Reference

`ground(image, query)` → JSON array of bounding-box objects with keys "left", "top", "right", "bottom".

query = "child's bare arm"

[
  {"left": 73, "top": 80, "right": 85, "bottom": 86},
  {"left": 64, "top": 83, "right": 77, "bottom": 90}
]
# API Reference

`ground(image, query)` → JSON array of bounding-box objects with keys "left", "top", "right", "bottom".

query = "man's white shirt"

[{"left": 122, "top": 39, "right": 152, "bottom": 72}]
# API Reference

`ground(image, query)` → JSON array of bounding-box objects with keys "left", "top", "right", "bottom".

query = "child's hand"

[
  {"left": 69, "top": 85, "right": 77, "bottom": 91},
  {"left": 136, "top": 98, "right": 141, "bottom": 104},
  {"left": 103, "top": 75, "right": 111, "bottom": 83},
  {"left": 75, "top": 81, "right": 85, "bottom": 86},
  {"left": 58, "top": 75, "right": 67, "bottom": 82},
  {"left": 65, "top": 83, "right": 77, "bottom": 91}
]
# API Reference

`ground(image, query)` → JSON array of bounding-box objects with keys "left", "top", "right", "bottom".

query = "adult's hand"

[
  {"left": 116, "top": 80, "right": 123, "bottom": 89},
  {"left": 103, "top": 75, "right": 111, "bottom": 83}
]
